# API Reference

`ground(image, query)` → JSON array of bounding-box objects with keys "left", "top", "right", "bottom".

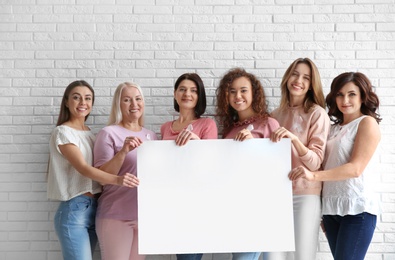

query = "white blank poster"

[{"left": 137, "top": 139, "right": 294, "bottom": 254}]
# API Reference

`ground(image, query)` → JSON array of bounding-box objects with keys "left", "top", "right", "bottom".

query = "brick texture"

[{"left": 0, "top": 1, "right": 394, "bottom": 259}]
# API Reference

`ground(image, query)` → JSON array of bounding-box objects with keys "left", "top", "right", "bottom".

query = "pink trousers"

[{"left": 96, "top": 218, "right": 145, "bottom": 260}]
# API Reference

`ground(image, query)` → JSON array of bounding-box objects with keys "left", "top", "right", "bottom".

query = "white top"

[
  {"left": 47, "top": 125, "right": 102, "bottom": 201},
  {"left": 322, "top": 116, "right": 380, "bottom": 216}
]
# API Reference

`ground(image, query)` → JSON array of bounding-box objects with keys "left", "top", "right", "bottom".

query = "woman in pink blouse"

[
  {"left": 161, "top": 73, "right": 217, "bottom": 260},
  {"left": 216, "top": 68, "right": 280, "bottom": 260}
]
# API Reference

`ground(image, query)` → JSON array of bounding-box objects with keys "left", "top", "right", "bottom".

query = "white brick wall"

[{"left": 0, "top": 1, "right": 394, "bottom": 259}]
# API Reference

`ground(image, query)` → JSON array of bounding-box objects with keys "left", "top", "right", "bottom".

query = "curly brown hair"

[
  {"left": 326, "top": 72, "right": 381, "bottom": 124},
  {"left": 215, "top": 68, "right": 269, "bottom": 135}
]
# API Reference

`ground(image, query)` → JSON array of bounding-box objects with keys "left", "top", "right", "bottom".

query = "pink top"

[
  {"left": 161, "top": 117, "right": 218, "bottom": 140},
  {"left": 93, "top": 125, "right": 158, "bottom": 221},
  {"left": 224, "top": 116, "right": 280, "bottom": 139},
  {"left": 271, "top": 104, "right": 330, "bottom": 195}
]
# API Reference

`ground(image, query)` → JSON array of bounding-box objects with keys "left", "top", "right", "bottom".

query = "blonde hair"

[
  {"left": 279, "top": 58, "right": 325, "bottom": 112},
  {"left": 108, "top": 82, "right": 145, "bottom": 126}
]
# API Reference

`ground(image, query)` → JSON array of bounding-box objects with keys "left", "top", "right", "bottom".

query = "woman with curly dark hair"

[
  {"left": 216, "top": 68, "right": 279, "bottom": 260},
  {"left": 216, "top": 67, "right": 279, "bottom": 142},
  {"left": 289, "top": 72, "right": 381, "bottom": 260}
]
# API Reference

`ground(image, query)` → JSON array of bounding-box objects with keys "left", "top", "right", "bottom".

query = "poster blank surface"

[{"left": 137, "top": 139, "right": 294, "bottom": 254}]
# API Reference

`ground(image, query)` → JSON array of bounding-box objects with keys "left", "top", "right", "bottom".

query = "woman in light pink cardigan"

[{"left": 265, "top": 58, "right": 330, "bottom": 260}]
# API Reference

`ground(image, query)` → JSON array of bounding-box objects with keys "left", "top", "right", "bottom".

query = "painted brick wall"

[{"left": 0, "top": 0, "right": 394, "bottom": 259}]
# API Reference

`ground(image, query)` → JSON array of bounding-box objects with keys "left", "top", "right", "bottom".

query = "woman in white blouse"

[
  {"left": 47, "top": 80, "right": 137, "bottom": 260},
  {"left": 289, "top": 72, "right": 381, "bottom": 260}
]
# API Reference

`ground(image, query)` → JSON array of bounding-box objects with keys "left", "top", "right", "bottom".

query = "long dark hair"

[
  {"left": 173, "top": 73, "right": 207, "bottom": 118},
  {"left": 56, "top": 80, "right": 95, "bottom": 126},
  {"left": 326, "top": 72, "right": 381, "bottom": 124}
]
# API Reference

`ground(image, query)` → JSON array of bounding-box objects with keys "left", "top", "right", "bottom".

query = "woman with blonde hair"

[
  {"left": 265, "top": 58, "right": 330, "bottom": 260},
  {"left": 93, "top": 82, "right": 158, "bottom": 260}
]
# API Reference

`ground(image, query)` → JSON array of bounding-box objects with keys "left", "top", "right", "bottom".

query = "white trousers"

[{"left": 262, "top": 195, "right": 321, "bottom": 260}]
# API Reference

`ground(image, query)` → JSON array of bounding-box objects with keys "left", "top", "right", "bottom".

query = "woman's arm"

[
  {"left": 97, "top": 136, "right": 142, "bottom": 175},
  {"left": 271, "top": 108, "right": 330, "bottom": 170},
  {"left": 271, "top": 126, "right": 309, "bottom": 155},
  {"left": 289, "top": 116, "right": 381, "bottom": 181},
  {"left": 59, "top": 144, "right": 139, "bottom": 187}
]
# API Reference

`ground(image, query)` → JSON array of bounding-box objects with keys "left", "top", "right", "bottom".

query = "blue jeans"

[
  {"left": 322, "top": 212, "right": 376, "bottom": 260},
  {"left": 176, "top": 253, "right": 203, "bottom": 260},
  {"left": 233, "top": 252, "right": 261, "bottom": 260},
  {"left": 54, "top": 195, "right": 98, "bottom": 260}
]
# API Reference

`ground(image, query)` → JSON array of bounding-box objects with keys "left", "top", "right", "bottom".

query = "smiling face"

[
  {"left": 174, "top": 79, "right": 198, "bottom": 112},
  {"left": 120, "top": 86, "right": 144, "bottom": 123},
  {"left": 335, "top": 82, "right": 363, "bottom": 123},
  {"left": 66, "top": 86, "right": 93, "bottom": 120},
  {"left": 228, "top": 76, "right": 254, "bottom": 119},
  {"left": 287, "top": 63, "right": 311, "bottom": 105}
]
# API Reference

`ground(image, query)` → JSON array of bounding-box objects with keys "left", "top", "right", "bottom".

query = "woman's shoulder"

[
  {"left": 53, "top": 124, "right": 71, "bottom": 132},
  {"left": 98, "top": 124, "right": 120, "bottom": 133},
  {"left": 142, "top": 126, "right": 156, "bottom": 134},
  {"left": 197, "top": 117, "right": 217, "bottom": 128},
  {"left": 53, "top": 124, "right": 92, "bottom": 135},
  {"left": 265, "top": 116, "right": 280, "bottom": 127},
  {"left": 265, "top": 116, "right": 278, "bottom": 122},
  {"left": 308, "top": 104, "right": 329, "bottom": 119},
  {"left": 160, "top": 120, "right": 173, "bottom": 130},
  {"left": 310, "top": 104, "right": 327, "bottom": 114},
  {"left": 198, "top": 117, "right": 216, "bottom": 124},
  {"left": 358, "top": 115, "right": 380, "bottom": 129},
  {"left": 253, "top": 116, "right": 280, "bottom": 131},
  {"left": 51, "top": 125, "right": 94, "bottom": 146},
  {"left": 95, "top": 125, "right": 124, "bottom": 139}
]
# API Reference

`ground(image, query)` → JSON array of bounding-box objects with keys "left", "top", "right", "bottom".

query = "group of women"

[{"left": 47, "top": 57, "right": 382, "bottom": 260}]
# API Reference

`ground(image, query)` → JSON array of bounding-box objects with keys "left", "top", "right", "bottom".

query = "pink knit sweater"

[{"left": 271, "top": 104, "right": 330, "bottom": 195}]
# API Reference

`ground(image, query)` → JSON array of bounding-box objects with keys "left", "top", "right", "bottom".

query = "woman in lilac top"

[
  {"left": 161, "top": 73, "right": 217, "bottom": 260},
  {"left": 93, "top": 82, "right": 158, "bottom": 260},
  {"left": 216, "top": 68, "right": 280, "bottom": 260}
]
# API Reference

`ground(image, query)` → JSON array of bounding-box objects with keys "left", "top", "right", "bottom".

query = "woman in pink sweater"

[
  {"left": 264, "top": 58, "right": 330, "bottom": 260},
  {"left": 216, "top": 68, "right": 279, "bottom": 260},
  {"left": 161, "top": 73, "right": 217, "bottom": 260}
]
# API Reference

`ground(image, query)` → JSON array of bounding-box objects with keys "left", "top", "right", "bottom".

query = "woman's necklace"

[{"left": 234, "top": 116, "right": 258, "bottom": 127}]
